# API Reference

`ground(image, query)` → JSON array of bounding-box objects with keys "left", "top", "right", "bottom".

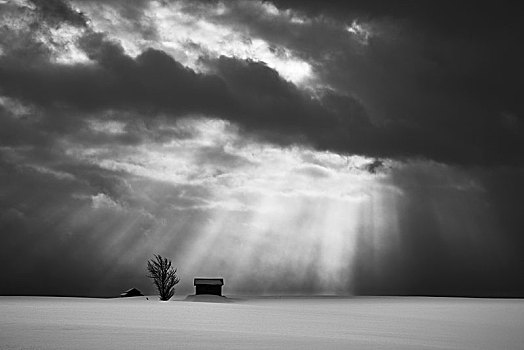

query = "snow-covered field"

[{"left": 1, "top": 295, "right": 523, "bottom": 349}]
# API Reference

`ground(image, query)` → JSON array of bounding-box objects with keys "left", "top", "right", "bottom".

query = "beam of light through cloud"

[{"left": 56, "top": 116, "right": 401, "bottom": 294}]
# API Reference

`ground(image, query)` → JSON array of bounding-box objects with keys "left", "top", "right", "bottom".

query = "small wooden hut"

[{"left": 194, "top": 278, "right": 224, "bottom": 296}]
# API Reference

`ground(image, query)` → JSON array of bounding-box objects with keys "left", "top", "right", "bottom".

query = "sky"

[{"left": 0, "top": 0, "right": 523, "bottom": 297}]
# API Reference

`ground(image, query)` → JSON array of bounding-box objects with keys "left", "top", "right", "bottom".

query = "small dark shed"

[
  {"left": 120, "top": 287, "right": 144, "bottom": 297},
  {"left": 194, "top": 278, "right": 224, "bottom": 296}
]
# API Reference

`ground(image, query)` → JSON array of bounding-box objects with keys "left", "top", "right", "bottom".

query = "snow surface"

[
  {"left": 184, "top": 294, "right": 232, "bottom": 303},
  {"left": 1, "top": 296, "right": 523, "bottom": 349}
]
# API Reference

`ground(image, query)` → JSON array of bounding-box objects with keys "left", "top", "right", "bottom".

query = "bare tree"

[{"left": 146, "top": 254, "right": 180, "bottom": 301}]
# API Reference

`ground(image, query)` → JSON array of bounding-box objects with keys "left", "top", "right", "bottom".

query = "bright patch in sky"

[
  {"left": 347, "top": 19, "right": 373, "bottom": 45},
  {"left": 74, "top": 118, "right": 385, "bottom": 197},
  {"left": 46, "top": 25, "right": 90, "bottom": 64},
  {"left": 73, "top": 1, "right": 314, "bottom": 85},
  {"left": 88, "top": 119, "right": 126, "bottom": 135}
]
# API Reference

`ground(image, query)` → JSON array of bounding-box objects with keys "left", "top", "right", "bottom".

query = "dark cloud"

[
  {"left": 365, "top": 159, "right": 383, "bottom": 174},
  {"left": 0, "top": 35, "right": 223, "bottom": 114},
  {"left": 0, "top": 27, "right": 370, "bottom": 157},
  {"left": 181, "top": 0, "right": 524, "bottom": 166},
  {"left": 0, "top": 25, "right": 458, "bottom": 166},
  {"left": 2, "top": 0, "right": 523, "bottom": 165}
]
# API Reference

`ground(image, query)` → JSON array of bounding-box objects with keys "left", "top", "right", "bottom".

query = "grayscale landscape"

[{"left": 1, "top": 0, "right": 523, "bottom": 348}]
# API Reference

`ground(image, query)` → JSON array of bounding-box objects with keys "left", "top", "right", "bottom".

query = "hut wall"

[{"left": 195, "top": 284, "right": 222, "bottom": 296}]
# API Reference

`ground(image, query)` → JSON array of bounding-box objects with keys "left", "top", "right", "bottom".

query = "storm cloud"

[{"left": 2, "top": 0, "right": 522, "bottom": 165}]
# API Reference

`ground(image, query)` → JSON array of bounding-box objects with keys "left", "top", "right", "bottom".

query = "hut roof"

[{"left": 194, "top": 278, "right": 224, "bottom": 286}]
